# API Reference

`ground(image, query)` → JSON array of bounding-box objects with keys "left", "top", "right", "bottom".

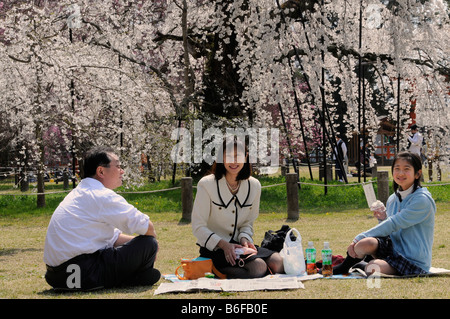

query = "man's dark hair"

[
  {"left": 410, "top": 124, "right": 418, "bottom": 130},
  {"left": 83, "top": 146, "right": 115, "bottom": 178}
]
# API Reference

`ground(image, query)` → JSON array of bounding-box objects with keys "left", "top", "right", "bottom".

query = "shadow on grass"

[
  {"left": 0, "top": 247, "right": 42, "bottom": 257},
  {"left": 177, "top": 218, "right": 191, "bottom": 226},
  {"left": 37, "top": 283, "right": 156, "bottom": 297}
]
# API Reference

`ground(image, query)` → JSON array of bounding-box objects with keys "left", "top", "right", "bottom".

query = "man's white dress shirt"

[{"left": 44, "top": 178, "right": 149, "bottom": 267}]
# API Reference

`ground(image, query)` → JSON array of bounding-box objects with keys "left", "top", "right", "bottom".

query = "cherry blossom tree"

[
  {"left": 0, "top": 0, "right": 176, "bottom": 206},
  {"left": 1, "top": 0, "right": 448, "bottom": 207},
  {"left": 140, "top": 0, "right": 449, "bottom": 162}
]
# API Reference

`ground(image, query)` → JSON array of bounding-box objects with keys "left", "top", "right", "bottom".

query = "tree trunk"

[{"left": 37, "top": 170, "right": 45, "bottom": 208}]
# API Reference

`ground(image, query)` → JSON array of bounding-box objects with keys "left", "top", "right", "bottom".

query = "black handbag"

[{"left": 260, "top": 225, "right": 297, "bottom": 252}]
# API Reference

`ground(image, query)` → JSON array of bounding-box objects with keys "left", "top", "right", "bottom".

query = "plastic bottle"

[
  {"left": 321, "top": 242, "right": 333, "bottom": 277},
  {"left": 305, "top": 241, "right": 317, "bottom": 275}
]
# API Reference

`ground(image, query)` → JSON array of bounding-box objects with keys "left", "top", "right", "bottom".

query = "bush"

[{"left": 0, "top": 176, "right": 448, "bottom": 217}]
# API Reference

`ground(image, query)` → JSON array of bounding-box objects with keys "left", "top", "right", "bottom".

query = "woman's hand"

[
  {"left": 217, "top": 240, "right": 242, "bottom": 266},
  {"left": 240, "top": 237, "right": 257, "bottom": 251}
]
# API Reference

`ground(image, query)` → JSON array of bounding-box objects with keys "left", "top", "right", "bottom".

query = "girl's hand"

[
  {"left": 370, "top": 200, "right": 386, "bottom": 221},
  {"left": 373, "top": 208, "right": 387, "bottom": 221},
  {"left": 218, "top": 240, "right": 242, "bottom": 266}
]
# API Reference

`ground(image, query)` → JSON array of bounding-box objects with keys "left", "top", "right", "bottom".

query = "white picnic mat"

[
  {"left": 154, "top": 267, "right": 450, "bottom": 295},
  {"left": 363, "top": 266, "right": 450, "bottom": 278},
  {"left": 154, "top": 274, "right": 318, "bottom": 295}
]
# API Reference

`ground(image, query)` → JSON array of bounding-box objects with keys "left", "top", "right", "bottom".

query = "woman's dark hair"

[
  {"left": 209, "top": 137, "right": 252, "bottom": 181},
  {"left": 83, "top": 146, "right": 115, "bottom": 178},
  {"left": 392, "top": 151, "right": 422, "bottom": 192}
]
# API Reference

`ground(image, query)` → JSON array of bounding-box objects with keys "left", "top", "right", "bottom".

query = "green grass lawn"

[{"left": 0, "top": 173, "right": 449, "bottom": 299}]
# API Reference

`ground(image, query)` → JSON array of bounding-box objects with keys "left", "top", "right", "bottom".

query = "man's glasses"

[{"left": 100, "top": 164, "right": 124, "bottom": 170}]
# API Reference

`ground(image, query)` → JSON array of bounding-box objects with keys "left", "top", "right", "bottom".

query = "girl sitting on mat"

[
  {"left": 191, "top": 137, "right": 284, "bottom": 278},
  {"left": 334, "top": 151, "right": 436, "bottom": 276}
]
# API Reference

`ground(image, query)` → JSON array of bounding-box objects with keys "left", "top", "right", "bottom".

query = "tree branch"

[{"left": 8, "top": 54, "right": 31, "bottom": 63}]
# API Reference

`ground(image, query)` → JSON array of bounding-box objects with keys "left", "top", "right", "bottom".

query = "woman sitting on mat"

[
  {"left": 334, "top": 151, "right": 436, "bottom": 276},
  {"left": 191, "top": 137, "right": 284, "bottom": 278}
]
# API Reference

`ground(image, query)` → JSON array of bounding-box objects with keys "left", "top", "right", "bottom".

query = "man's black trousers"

[{"left": 45, "top": 235, "right": 159, "bottom": 291}]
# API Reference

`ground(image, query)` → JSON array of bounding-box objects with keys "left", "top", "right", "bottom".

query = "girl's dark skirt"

[{"left": 375, "top": 236, "right": 428, "bottom": 276}]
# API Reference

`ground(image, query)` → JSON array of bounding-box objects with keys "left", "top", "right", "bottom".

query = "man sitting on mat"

[{"left": 44, "top": 146, "right": 160, "bottom": 291}]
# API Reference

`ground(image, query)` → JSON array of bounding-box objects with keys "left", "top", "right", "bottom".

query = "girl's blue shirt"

[{"left": 355, "top": 187, "right": 436, "bottom": 272}]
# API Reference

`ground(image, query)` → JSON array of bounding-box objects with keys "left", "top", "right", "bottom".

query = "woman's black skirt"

[{"left": 199, "top": 243, "right": 275, "bottom": 270}]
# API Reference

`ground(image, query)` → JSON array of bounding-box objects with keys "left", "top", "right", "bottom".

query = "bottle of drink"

[
  {"left": 321, "top": 242, "right": 333, "bottom": 277},
  {"left": 305, "top": 241, "right": 317, "bottom": 275}
]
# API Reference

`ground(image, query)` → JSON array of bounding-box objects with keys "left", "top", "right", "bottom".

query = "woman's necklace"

[{"left": 226, "top": 178, "right": 241, "bottom": 194}]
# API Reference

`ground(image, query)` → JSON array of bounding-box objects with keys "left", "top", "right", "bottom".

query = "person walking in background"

[
  {"left": 334, "top": 135, "right": 347, "bottom": 182},
  {"left": 407, "top": 124, "right": 423, "bottom": 158}
]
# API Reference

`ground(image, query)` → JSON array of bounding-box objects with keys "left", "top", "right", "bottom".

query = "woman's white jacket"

[{"left": 191, "top": 174, "right": 261, "bottom": 251}]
